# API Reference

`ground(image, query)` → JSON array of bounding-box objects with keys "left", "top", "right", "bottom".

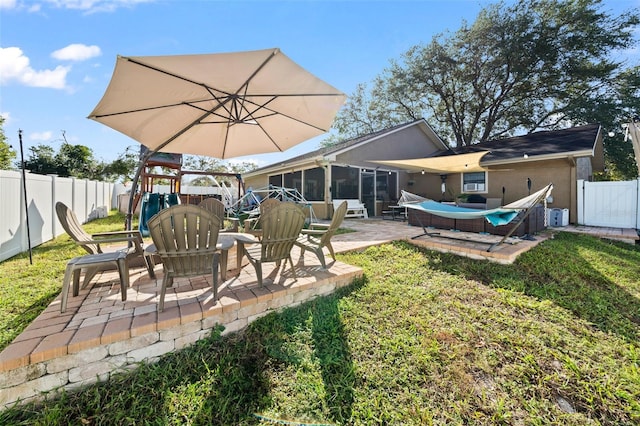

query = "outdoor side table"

[
  {"left": 383, "top": 205, "right": 407, "bottom": 221},
  {"left": 219, "top": 232, "right": 260, "bottom": 272}
]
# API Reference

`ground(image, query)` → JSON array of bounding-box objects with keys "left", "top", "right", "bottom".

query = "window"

[
  {"left": 462, "top": 172, "right": 487, "bottom": 192},
  {"left": 268, "top": 174, "right": 283, "bottom": 188},
  {"left": 303, "top": 167, "right": 325, "bottom": 201},
  {"left": 375, "top": 171, "right": 397, "bottom": 202},
  {"left": 331, "top": 166, "right": 359, "bottom": 199},
  {"left": 283, "top": 171, "right": 302, "bottom": 193}
]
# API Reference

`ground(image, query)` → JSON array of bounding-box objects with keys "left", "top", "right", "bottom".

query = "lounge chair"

[
  {"left": 243, "top": 198, "right": 281, "bottom": 238},
  {"left": 294, "top": 200, "right": 347, "bottom": 268},
  {"left": 198, "top": 197, "right": 235, "bottom": 232},
  {"left": 55, "top": 202, "right": 156, "bottom": 312}
]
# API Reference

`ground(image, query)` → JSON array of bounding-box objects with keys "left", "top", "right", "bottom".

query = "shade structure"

[
  {"left": 372, "top": 151, "right": 490, "bottom": 173},
  {"left": 89, "top": 48, "right": 346, "bottom": 158}
]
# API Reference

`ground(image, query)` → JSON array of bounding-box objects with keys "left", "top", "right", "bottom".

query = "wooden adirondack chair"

[
  {"left": 243, "top": 198, "right": 281, "bottom": 238},
  {"left": 56, "top": 202, "right": 155, "bottom": 275},
  {"left": 198, "top": 197, "right": 236, "bottom": 232},
  {"left": 147, "top": 204, "right": 223, "bottom": 311},
  {"left": 241, "top": 202, "right": 306, "bottom": 286},
  {"left": 295, "top": 200, "right": 348, "bottom": 268}
]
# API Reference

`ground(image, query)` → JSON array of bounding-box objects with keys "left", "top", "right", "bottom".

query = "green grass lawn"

[{"left": 1, "top": 211, "right": 639, "bottom": 425}]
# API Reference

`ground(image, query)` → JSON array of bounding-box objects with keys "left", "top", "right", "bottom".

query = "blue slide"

[{"left": 138, "top": 193, "right": 182, "bottom": 237}]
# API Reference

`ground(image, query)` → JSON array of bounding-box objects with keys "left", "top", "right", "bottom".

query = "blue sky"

[{"left": 1, "top": 0, "right": 639, "bottom": 169}]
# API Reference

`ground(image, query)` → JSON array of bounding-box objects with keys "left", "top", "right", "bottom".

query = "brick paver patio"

[{"left": 1, "top": 218, "right": 636, "bottom": 408}]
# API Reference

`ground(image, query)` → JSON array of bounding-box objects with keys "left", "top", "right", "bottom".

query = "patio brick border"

[{"left": 0, "top": 263, "right": 362, "bottom": 409}]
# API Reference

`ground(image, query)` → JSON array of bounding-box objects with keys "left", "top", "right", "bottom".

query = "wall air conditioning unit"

[{"left": 463, "top": 183, "right": 485, "bottom": 192}]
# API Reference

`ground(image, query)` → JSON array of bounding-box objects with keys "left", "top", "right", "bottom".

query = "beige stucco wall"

[
  {"left": 336, "top": 124, "right": 443, "bottom": 168},
  {"left": 405, "top": 158, "right": 579, "bottom": 223},
  {"left": 242, "top": 122, "right": 446, "bottom": 219}
]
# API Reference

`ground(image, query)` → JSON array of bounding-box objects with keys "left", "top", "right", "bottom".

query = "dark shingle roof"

[
  {"left": 453, "top": 124, "right": 601, "bottom": 162},
  {"left": 249, "top": 122, "right": 600, "bottom": 174}
]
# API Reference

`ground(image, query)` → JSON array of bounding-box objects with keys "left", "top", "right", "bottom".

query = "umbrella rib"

[
  {"left": 90, "top": 101, "right": 191, "bottom": 118},
  {"left": 233, "top": 48, "right": 280, "bottom": 97},
  {"left": 123, "top": 56, "right": 236, "bottom": 96}
]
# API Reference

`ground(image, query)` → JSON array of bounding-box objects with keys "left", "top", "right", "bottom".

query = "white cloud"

[
  {"left": 0, "top": 0, "right": 17, "bottom": 9},
  {"left": 30, "top": 131, "right": 54, "bottom": 141},
  {"left": 52, "top": 44, "right": 101, "bottom": 61},
  {"left": 0, "top": 111, "right": 11, "bottom": 125},
  {"left": 42, "top": 0, "right": 155, "bottom": 13},
  {"left": 0, "top": 47, "right": 70, "bottom": 89}
]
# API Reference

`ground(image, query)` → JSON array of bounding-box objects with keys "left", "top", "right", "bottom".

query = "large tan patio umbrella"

[{"left": 88, "top": 48, "right": 346, "bottom": 228}]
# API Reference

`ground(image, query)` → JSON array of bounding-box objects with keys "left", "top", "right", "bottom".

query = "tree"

[
  {"left": 22, "top": 140, "right": 101, "bottom": 179},
  {"left": 182, "top": 155, "right": 257, "bottom": 186},
  {"left": 331, "top": 0, "right": 639, "bottom": 151},
  {"left": 100, "top": 146, "right": 139, "bottom": 183},
  {"left": 55, "top": 143, "right": 98, "bottom": 179},
  {"left": 571, "top": 65, "right": 640, "bottom": 179},
  {"left": 0, "top": 116, "right": 17, "bottom": 170},
  {"left": 23, "top": 144, "right": 59, "bottom": 175}
]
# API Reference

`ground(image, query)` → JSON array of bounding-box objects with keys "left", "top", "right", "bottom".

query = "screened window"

[
  {"left": 269, "top": 174, "right": 282, "bottom": 188},
  {"left": 303, "top": 167, "right": 325, "bottom": 201},
  {"left": 283, "top": 171, "right": 302, "bottom": 193},
  {"left": 331, "top": 166, "right": 359, "bottom": 199},
  {"left": 375, "top": 172, "right": 397, "bottom": 202}
]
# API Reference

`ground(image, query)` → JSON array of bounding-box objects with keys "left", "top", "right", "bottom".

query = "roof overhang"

[
  {"left": 372, "top": 151, "right": 490, "bottom": 173},
  {"left": 479, "top": 149, "right": 596, "bottom": 168}
]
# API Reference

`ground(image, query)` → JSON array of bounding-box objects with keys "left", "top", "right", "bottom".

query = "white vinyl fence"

[
  {"left": 0, "top": 170, "right": 125, "bottom": 263},
  {"left": 577, "top": 178, "right": 640, "bottom": 228}
]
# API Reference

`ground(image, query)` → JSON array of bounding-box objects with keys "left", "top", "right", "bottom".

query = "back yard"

[{"left": 0, "top": 212, "right": 638, "bottom": 425}]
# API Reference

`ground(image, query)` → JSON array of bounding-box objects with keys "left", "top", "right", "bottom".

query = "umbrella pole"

[
  {"left": 18, "top": 130, "right": 33, "bottom": 265},
  {"left": 126, "top": 150, "right": 154, "bottom": 231}
]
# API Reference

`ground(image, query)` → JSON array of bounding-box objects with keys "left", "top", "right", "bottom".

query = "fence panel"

[
  {"left": 579, "top": 179, "right": 639, "bottom": 228},
  {"left": 26, "top": 173, "right": 56, "bottom": 247},
  {"left": 0, "top": 171, "right": 26, "bottom": 261},
  {"left": 0, "top": 171, "right": 120, "bottom": 263}
]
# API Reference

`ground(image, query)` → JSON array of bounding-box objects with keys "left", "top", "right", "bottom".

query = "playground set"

[{"left": 135, "top": 148, "right": 316, "bottom": 236}]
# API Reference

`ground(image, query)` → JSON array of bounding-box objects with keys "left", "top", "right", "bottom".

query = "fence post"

[
  {"left": 51, "top": 175, "right": 57, "bottom": 237},
  {"left": 576, "top": 179, "right": 584, "bottom": 225},
  {"left": 636, "top": 178, "right": 640, "bottom": 229}
]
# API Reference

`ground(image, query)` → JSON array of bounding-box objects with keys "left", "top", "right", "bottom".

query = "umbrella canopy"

[
  {"left": 372, "top": 151, "right": 490, "bottom": 173},
  {"left": 88, "top": 48, "right": 346, "bottom": 158},
  {"left": 89, "top": 48, "right": 346, "bottom": 229}
]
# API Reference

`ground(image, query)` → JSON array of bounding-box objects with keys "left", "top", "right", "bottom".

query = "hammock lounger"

[{"left": 400, "top": 183, "right": 554, "bottom": 252}]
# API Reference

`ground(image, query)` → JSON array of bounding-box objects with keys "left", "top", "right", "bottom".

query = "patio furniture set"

[{"left": 55, "top": 199, "right": 349, "bottom": 314}]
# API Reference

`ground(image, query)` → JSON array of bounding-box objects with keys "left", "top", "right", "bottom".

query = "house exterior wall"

[
  {"left": 336, "top": 124, "right": 443, "bottom": 168},
  {"left": 576, "top": 156, "right": 593, "bottom": 181},
  {"left": 244, "top": 174, "right": 269, "bottom": 191},
  {"left": 243, "top": 123, "right": 446, "bottom": 219},
  {"left": 405, "top": 158, "right": 579, "bottom": 223},
  {"left": 242, "top": 123, "right": 600, "bottom": 225}
]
